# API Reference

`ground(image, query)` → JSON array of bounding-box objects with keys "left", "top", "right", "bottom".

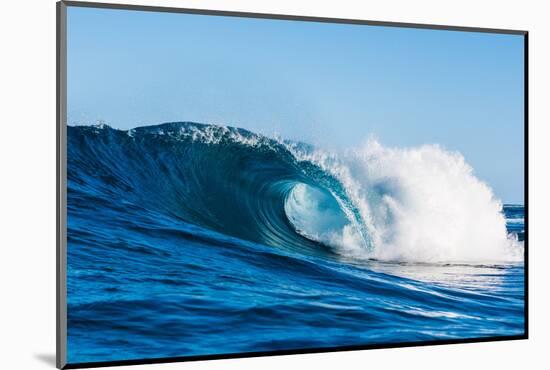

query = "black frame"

[{"left": 56, "top": 1, "right": 529, "bottom": 368}]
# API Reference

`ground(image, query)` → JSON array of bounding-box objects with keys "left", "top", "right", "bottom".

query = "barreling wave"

[{"left": 68, "top": 122, "right": 522, "bottom": 263}]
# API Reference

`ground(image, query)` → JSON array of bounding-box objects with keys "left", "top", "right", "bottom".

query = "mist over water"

[{"left": 281, "top": 136, "right": 522, "bottom": 263}]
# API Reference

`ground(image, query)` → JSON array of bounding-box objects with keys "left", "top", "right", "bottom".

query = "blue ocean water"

[{"left": 66, "top": 122, "right": 525, "bottom": 364}]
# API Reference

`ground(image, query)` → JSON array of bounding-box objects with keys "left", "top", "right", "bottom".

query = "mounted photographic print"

[{"left": 56, "top": 1, "right": 528, "bottom": 368}]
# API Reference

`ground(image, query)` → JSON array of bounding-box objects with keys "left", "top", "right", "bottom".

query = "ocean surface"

[{"left": 66, "top": 122, "right": 525, "bottom": 364}]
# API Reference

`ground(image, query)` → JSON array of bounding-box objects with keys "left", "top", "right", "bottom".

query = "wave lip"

[{"left": 68, "top": 122, "right": 522, "bottom": 264}]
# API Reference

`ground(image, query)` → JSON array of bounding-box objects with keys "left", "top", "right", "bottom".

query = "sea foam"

[{"left": 285, "top": 138, "right": 523, "bottom": 263}]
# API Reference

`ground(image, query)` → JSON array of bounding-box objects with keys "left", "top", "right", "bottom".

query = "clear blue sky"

[{"left": 67, "top": 6, "right": 525, "bottom": 203}]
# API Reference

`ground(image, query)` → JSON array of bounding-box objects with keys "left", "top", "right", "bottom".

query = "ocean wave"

[{"left": 68, "top": 122, "right": 522, "bottom": 264}]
